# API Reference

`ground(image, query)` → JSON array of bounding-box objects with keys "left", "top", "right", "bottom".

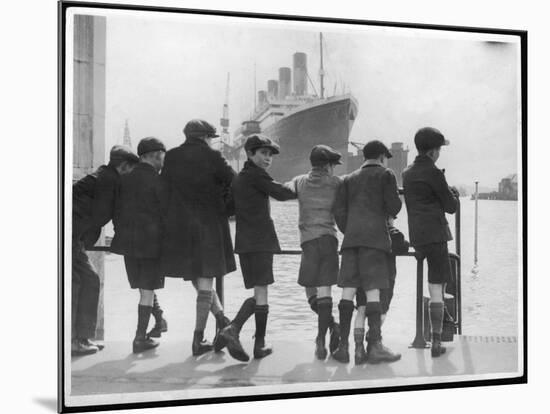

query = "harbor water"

[{"left": 103, "top": 197, "right": 519, "bottom": 343}]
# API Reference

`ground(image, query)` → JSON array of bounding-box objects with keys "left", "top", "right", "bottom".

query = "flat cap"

[
  {"left": 137, "top": 137, "right": 166, "bottom": 156},
  {"left": 310, "top": 144, "right": 342, "bottom": 166},
  {"left": 414, "top": 127, "right": 450, "bottom": 151},
  {"left": 183, "top": 119, "right": 219, "bottom": 139},
  {"left": 109, "top": 145, "right": 139, "bottom": 163},
  {"left": 244, "top": 134, "right": 280, "bottom": 155},
  {"left": 363, "top": 140, "right": 392, "bottom": 159}
]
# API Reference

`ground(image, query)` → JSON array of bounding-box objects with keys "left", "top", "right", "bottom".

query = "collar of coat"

[
  {"left": 183, "top": 137, "right": 209, "bottom": 146},
  {"left": 361, "top": 161, "right": 383, "bottom": 169},
  {"left": 413, "top": 154, "right": 436, "bottom": 165},
  {"left": 243, "top": 160, "right": 271, "bottom": 177},
  {"left": 135, "top": 161, "right": 158, "bottom": 173}
]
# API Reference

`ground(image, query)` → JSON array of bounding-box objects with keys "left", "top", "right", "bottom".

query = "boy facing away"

[
  {"left": 288, "top": 145, "right": 343, "bottom": 360},
  {"left": 111, "top": 137, "right": 167, "bottom": 354},
  {"left": 220, "top": 134, "right": 296, "bottom": 362},
  {"left": 402, "top": 127, "right": 459, "bottom": 357},
  {"left": 332, "top": 140, "right": 402, "bottom": 364},
  {"left": 354, "top": 218, "right": 409, "bottom": 364}
]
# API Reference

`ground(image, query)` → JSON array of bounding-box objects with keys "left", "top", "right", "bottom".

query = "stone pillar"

[{"left": 73, "top": 14, "right": 107, "bottom": 339}]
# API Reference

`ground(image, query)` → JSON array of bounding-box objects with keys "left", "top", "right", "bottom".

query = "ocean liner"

[{"left": 223, "top": 34, "right": 358, "bottom": 182}]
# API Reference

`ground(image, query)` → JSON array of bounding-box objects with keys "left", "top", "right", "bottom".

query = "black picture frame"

[{"left": 58, "top": 1, "right": 527, "bottom": 412}]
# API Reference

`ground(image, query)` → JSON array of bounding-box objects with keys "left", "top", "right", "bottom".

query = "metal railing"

[{"left": 87, "top": 191, "right": 462, "bottom": 346}]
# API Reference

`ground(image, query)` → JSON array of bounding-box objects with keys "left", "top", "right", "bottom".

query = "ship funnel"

[
  {"left": 267, "top": 79, "right": 278, "bottom": 100},
  {"left": 258, "top": 90, "right": 268, "bottom": 106},
  {"left": 278, "top": 67, "right": 291, "bottom": 100},
  {"left": 293, "top": 52, "right": 308, "bottom": 96}
]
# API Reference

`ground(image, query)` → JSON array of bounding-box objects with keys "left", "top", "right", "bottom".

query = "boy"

[
  {"left": 289, "top": 145, "right": 342, "bottom": 360},
  {"left": 332, "top": 140, "right": 402, "bottom": 364},
  {"left": 354, "top": 218, "right": 409, "bottom": 364},
  {"left": 111, "top": 137, "right": 167, "bottom": 353},
  {"left": 160, "top": 119, "right": 236, "bottom": 357},
  {"left": 402, "top": 127, "right": 459, "bottom": 357},
  {"left": 72, "top": 145, "right": 139, "bottom": 355},
  {"left": 220, "top": 134, "right": 296, "bottom": 361}
]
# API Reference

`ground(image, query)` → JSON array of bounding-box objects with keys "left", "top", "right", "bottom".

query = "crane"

[{"left": 220, "top": 72, "right": 230, "bottom": 146}]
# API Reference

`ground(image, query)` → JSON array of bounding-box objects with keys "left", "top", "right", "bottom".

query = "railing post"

[
  {"left": 455, "top": 199, "right": 462, "bottom": 334},
  {"left": 215, "top": 275, "right": 224, "bottom": 331},
  {"left": 410, "top": 254, "right": 429, "bottom": 348}
]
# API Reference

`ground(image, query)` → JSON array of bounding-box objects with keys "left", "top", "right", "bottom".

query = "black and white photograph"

[{"left": 58, "top": 1, "right": 525, "bottom": 412}]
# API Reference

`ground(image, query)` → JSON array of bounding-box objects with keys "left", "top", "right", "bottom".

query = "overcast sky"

[{"left": 101, "top": 11, "right": 520, "bottom": 189}]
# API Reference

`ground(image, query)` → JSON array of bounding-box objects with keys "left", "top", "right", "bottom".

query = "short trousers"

[
  {"left": 356, "top": 254, "right": 396, "bottom": 313},
  {"left": 298, "top": 235, "right": 339, "bottom": 287},
  {"left": 414, "top": 242, "right": 452, "bottom": 284},
  {"left": 124, "top": 256, "right": 165, "bottom": 290},
  {"left": 239, "top": 252, "right": 274, "bottom": 289},
  {"left": 338, "top": 247, "right": 390, "bottom": 291}
]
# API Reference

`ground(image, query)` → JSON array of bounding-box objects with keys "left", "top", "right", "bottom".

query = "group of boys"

[{"left": 72, "top": 120, "right": 458, "bottom": 365}]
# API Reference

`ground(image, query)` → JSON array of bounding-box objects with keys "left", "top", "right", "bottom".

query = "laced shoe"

[
  {"left": 71, "top": 338, "right": 99, "bottom": 356},
  {"left": 219, "top": 324, "right": 249, "bottom": 362},
  {"left": 132, "top": 336, "right": 159, "bottom": 354},
  {"left": 366, "top": 341, "right": 401, "bottom": 364},
  {"left": 315, "top": 336, "right": 328, "bottom": 360}
]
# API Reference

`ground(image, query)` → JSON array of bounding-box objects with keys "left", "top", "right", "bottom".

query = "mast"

[{"left": 319, "top": 33, "right": 325, "bottom": 99}]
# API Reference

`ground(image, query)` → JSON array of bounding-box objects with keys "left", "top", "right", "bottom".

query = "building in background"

[{"left": 387, "top": 142, "right": 408, "bottom": 187}]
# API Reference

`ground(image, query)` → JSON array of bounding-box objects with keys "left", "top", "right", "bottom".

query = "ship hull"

[
  {"left": 265, "top": 96, "right": 356, "bottom": 181},
  {"left": 228, "top": 95, "right": 358, "bottom": 182}
]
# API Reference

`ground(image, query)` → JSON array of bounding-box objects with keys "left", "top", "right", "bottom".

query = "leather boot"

[
  {"left": 315, "top": 336, "right": 328, "bottom": 360},
  {"left": 213, "top": 314, "right": 231, "bottom": 352},
  {"left": 253, "top": 337, "right": 273, "bottom": 359},
  {"left": 332, "top": 341, "right": 350, "bottom": 363},
  {"left": 431, "top": 333, "right": 447, "bottom": 357},
  {"left": 366, "top": 341, "right": 401, "bottom": 363},
  {"left": 354, "top": 329, "right": 367, "bottom": 365},
  {"left": 147, "top": 317, "right": 168, "bottom": 338},
  {"left": 220, "top": 324, "right": 250, "bottom": 362},
  {"left": 329, "top": 322, "right": 340, "bottom": 354},
  {"left": 133, "top": 334, "right": 159, "bottom": 354},
  {"left": 192, "top": 330, "right": 213, "bottom": 356}
]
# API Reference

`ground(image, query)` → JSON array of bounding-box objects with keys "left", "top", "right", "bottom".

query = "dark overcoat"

[
  {"left": 232, "top": 160, "right": 296, "bottom": 254},
  {"left": 72, "top": 164, "right": 119, "bottom": 247},
  {"left": 402, "top": 154, "right": 458, "bottom": 247},
  {"left": 333, "top": 163, "right": 402, "bottom": 253},
  {"left": 160, "top": 138, "right": 236, "bottom": 278},
  {"left": 110, "top": 162, "right": 164, "bottom": 258}
]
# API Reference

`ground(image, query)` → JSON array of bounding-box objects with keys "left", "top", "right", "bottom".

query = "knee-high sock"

[
  {"left": 354, "top": 328, "right": 365, "bottom": 346},
  {"left": 311, "top": 294, "right": 335, "bottom": 328},
  {"left": 429, "top": 302, "right": 444, "bottom": 339},
  {"left": 136, "top": 305, "right": 152, "bottom": 338},
  {"left": 338, "top": 300, "right": 355, "bottom": 346},
  {"left": 232, "top": 297, "right": 256, "bottom": 332},
  {"left": 254, "top": 304, "right": 269, "bottom": 342},
  {"left": 195, "top": 290, "right": 213, "bottom": 333},
  {"left": 317, "top": 297, "right": 333, "bottom": 340},
  {"left": 151, "top": 294, "right": 163, "bottom": 323},
  {"left": 365, "top": 301, "right": 382, "bottom": 343}
]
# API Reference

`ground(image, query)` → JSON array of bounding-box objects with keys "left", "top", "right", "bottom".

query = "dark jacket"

[
  {"left": 233, "top": 160, "right": 296, "bottom": 254},
  {"left": 72, "top": 164, "right": 119, "bottom": 247},
  {"left": 333, "top": 163, "right": 401, "bottom": 252},
  {"left": 160, "top": 138, "right": 236, "bottom": 277},
  {"left": 110, "top": 162, "right": 164, "bottom": 258},
  {"left": 402, "top": 154, "right": 458, "bottom": 246}
]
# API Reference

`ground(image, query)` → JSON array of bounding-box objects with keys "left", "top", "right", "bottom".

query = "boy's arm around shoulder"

[
  {"left": 253, "top": 170, "right": 296, "bottom": 201},
  {"left": 332, "top": 176, "right": 347, "bottom": 233},
  {"left": 383, "top": 169, "right": 402, "bottom": 218},
  {"left": 431, "top": 168, "right": 458, "bottom": 214}
]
